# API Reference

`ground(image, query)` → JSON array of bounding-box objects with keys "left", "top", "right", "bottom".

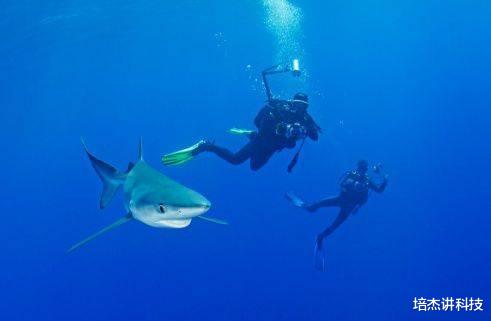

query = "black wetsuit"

[
  {"left": 307, "top": 171, "right": 387, "bottom": 243},
  {"left": 202, "top": 100, "right": 319, "bottom": 170}
]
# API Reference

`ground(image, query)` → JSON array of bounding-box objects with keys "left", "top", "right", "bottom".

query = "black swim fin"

[
  {"left": 285, "top": 191, "right": 305, "bottom": 208},
  {"left": 314, "top": 239, "right": 326, "bottom": 271}
]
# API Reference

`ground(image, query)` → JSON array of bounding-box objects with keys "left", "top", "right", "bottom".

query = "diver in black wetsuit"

[
  {"left": 162, "top": 60, "right": 321, "bottom": 171},
  {"left": 286, "top": 160, "right": 388, "bottom": 250},
  {"left": 194, "top": 93, "right": 320, "bottom": 170}
]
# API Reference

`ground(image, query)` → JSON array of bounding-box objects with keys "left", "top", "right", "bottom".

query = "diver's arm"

[
  {"left": 254, "top": 107, "right": 267, "bottom": 127},
  {"left": 262, "top": 63, "right": 290, "bottom": 101},
  {"left": 307, "top": 125, "right": 319, "bottom": 141},
  {"left": 369, "top": 176, "right": 388, "bottom": 193},
  {"left": 304, "top": 114, "right": 320, "bottom": 141},
  {"left": 262, "top": 71, "right": 273, "bottom": 101}
]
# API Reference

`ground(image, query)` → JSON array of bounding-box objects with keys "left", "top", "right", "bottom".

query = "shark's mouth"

[
  {"left": 145, "top": 218, "right": 192, "bottom": 229},
  {"left": 129, "top": 203, "right": 196, "bottom": 229}
]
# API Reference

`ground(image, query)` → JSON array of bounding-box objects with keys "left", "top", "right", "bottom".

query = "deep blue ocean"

[{"left": 1, "top": 1, "right": 490, "bottom": 320}]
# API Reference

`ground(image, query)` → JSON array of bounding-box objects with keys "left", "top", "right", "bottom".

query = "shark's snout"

[
  {"left": 180, "top": 202, "right": 211, "bottom": 218},
  {"left": 201, "top": 201, "right": 211, "bottom": 213},
  {"left": 191, "top": 196, "right": 211, "bottom": 213},
  {"left": 129, "top": 182, "right": 212, "bottom": 228},
  {"left": 201, "top": 201, "right": 211, "bottom": 211}
]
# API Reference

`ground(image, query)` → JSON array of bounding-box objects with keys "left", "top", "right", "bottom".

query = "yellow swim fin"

[
  {"left": 161, "top": 141, "right": 205, "bottom": 166},
  {"left": 228, "top": 128, "right": 255, "bottom": 136}
]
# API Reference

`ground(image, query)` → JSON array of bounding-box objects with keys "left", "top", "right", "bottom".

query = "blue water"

[{"left": 1, "top": 1, "right": 490, "bottom": 320}]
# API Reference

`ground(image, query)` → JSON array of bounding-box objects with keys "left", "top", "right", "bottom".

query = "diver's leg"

[
  {"left": 201, "top": 141, "right": 253, "bottom": 165},
  {"left": 163, "top": 139, "right": 253, "bottom": 166},
  {"left": 249, "top": 147, "right": 275, "bottom": 171},
  {"left": 305, "top": 196, "right": 342, "bottom": 212},
  {"left": 316, "top": 206, "right": 353, "bottom": 249}
]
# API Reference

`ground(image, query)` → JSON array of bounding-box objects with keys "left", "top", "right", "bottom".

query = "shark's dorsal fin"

[{"left": 138, "top": 137, "right": 144, "bottom": 161}]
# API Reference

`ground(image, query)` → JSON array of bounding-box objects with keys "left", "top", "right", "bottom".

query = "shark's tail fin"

[{"left": 81, "top": 138, "right": 126, "bottom": 209}]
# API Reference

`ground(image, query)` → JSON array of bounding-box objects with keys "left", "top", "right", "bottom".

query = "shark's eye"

[{"left": 159, "top": 204, "right": 166, "bottom": 213}]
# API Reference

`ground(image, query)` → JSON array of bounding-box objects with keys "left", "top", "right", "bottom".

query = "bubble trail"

[{"left": 262, "top": 0, "right": 303, "bottom": 62}]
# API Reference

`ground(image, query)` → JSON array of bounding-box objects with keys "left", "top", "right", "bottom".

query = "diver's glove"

[{"left": 374, "top": 164, "right": 389, "bottom": 181}]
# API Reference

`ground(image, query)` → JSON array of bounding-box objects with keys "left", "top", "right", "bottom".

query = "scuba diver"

[
  {"left": 285, "top": 160, "right": 388, "bottom": 270},
  {"left": 162, "top": 60, "right": 321, "bottom": 171}
]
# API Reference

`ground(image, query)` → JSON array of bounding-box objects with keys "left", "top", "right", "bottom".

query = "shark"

[{"left": 67, "top": 138, "right": 227, "bottom": 253}]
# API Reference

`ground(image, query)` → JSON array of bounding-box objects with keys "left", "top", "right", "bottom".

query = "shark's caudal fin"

[
  {"left": 197, "top": 216, "right": 229, "bottom": 225},
  {"left": 81, "top": 138, "right": 126, "bottom": 209},
  {"left": 66, "top": 214, "right": 132, "bottom": 254}
]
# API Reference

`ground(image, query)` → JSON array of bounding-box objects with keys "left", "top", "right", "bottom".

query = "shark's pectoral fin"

[
  {"left": 66, "top": 213, "right": 132, "bottom": 254},
  {"left": 197, "top": 216, "right": 229, "bottom": 225}
]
